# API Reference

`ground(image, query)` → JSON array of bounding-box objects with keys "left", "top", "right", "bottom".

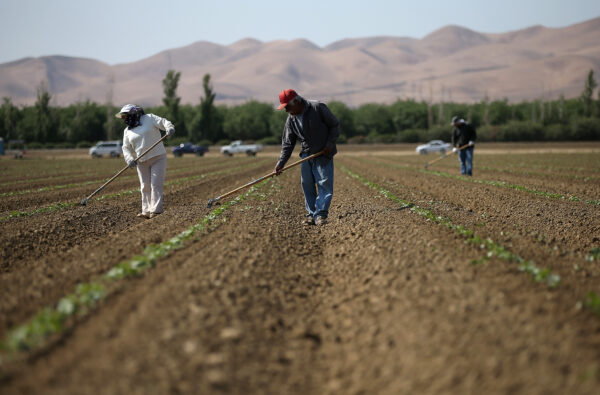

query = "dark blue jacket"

[{"left": 276, "top": 100, "right": 340, "bottom": 168}]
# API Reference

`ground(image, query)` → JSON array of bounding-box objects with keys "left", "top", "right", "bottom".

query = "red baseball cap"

[{"left": 277, "top": 88, "right": 298, "bottom": 110}]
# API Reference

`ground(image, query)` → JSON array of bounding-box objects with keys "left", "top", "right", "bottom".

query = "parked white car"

[
  {"left": 89, "top": 141, "right": 123, "bottom": 158},
  {"left": 220, "top": 140, "right": 263, "bottom": 156},
  {"left": 416, "top": 140, "right": 451, "bottom": 155}
]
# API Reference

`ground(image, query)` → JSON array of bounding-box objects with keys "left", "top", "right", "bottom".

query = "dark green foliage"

[
  {"left": 0, "top": 97, "right": 21, "bottom": 140},
  {"left": 58, "top": 101, "right": 106, "bottom": 143},
  {"left": 162, "top": 69, "right": 186, "bottom": 134},
  {"left": 581, "top": 70, "right": 598, "bottom": 117},
  {"left": 497, "top": 121, "right": 544, "bottom": 141},
  {"left": 222, "top": 100, "right": 273, "bottom": 141},
  {"left": 327, "top": 101, "right": 356, "bottom": 138},
  {"left": 396, "top": 128, "right": 421, "bottom": 143},
  {"left": 354, "top": 103, "right": 394, "bottom": 135},
  {"left": 2, "top": 69, "right": 599, "bottom": 146},
  {"left": 34, "top": 81, "right": 58, "bottom": 143},
  {"left": 189, "top": 74, "right": 222, "bottom": 142},
  {"left": 390, "top": 99, "right": 428, "bottom": 130},
  {"left": 570, "top": 117, "right": 600, "bottom": 140}
]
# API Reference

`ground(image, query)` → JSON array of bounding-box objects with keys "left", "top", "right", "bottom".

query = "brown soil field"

[{"left": 0, "top": 142, "right": 599, "bottom": 394}]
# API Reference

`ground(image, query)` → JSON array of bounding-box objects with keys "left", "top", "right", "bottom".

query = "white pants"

[{"left": 136, "top": 154, "right": 167, "bottom": 214}]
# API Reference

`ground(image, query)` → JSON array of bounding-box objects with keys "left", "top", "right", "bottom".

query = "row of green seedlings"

[
  {"left": 502, "top": 160, "right": 599, "bottom": 174},
  {"left": 360, "top": 157, "right": 600, "bottom": 206},
  {"left": 421, "top": 153, "right": 599, "bottom": 175},
  {"left": 0, "top": 157, "right": 239, "bottom": 197},
  {"left": 0, "top": 158, "right": 214, "bottom": 188},
  {"left": 0, "top": 159, "right": 270, "bottom": 222},
  {"left": 424, "top": 160, "right": 599, "bottom": 183},
  {"left": 0, "top": 178, "right": 275, "bottom": 361},
  {"left": 341, "top": 165, "right": 561, "bottom": 288},
  {"left": 581, "top": 248, "right": 600, "bottom": 317},
  {"left": 476, "top": 165, "right": 599, "bottom": 182}
]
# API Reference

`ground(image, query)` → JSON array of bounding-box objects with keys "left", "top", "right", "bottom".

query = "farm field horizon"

[{"left": 1, "top": 142, "right": 599, "bottom": 394}]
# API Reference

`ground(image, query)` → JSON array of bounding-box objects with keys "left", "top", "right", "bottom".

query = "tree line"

[{"left": 1, "top": 70, "right": 599, "bottom": 149}]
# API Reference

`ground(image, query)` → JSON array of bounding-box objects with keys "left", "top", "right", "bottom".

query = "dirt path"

[{"left": 1, "top": 152, "right": 599, "bottom": 394}]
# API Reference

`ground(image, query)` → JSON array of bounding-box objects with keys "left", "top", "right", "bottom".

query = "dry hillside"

[{"left": 1, "top": 17, "right": 599, "bottom": 106}]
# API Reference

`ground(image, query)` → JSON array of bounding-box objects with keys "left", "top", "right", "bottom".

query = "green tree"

[
  {"left": 222, "top": 100, "right": 272, "bottom": 141},
  {"left": 597, "top": 86, "right": 600, "bottom": 117},
  {"left": 268, "top": 109, "right": 288, "bottom": 140},
  {"left": 580, "top": 69, "right": 597, "bottom": 117},
  {"left": 1, "top": 97, "right": 20, "bottom": 140},
  {"left": 60, "top": 101, "right": 106, "bottom": 143},
  {"left": 354, "top": 103, "right": 394, "bottom": 136},
  {"left": 104, "top": 104, "right": 121, "bottom": 140},
  {"left": 327, "top": 101, "right": 355, "bottom": 138},
  {"left": 488, "top": 99, "right": 512, "bottom": 125},
  {"left": 162, "top": 69, "right": 185, "bottom": 134},
  {"left": 190, "top": 74, "right": 220, "bottom": 142},
  {"left": 389, "top": 99, "right": 428, "bottom": 131},
  {"left": 35, "top": 81, "right": 58, "bottom": 142}
]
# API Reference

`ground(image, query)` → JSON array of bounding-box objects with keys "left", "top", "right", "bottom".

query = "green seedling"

[
  {"left": 0, "top": 161, "right": 269, "bottom": 222},
  {"left": 2, "top": 282, "right": 106, "bottom": 352},
  {"left": 341, "top": 166, "right": 561, "bottom": 288},
  {"left": 585, "top": 248, "right": 600, "bottom": 262},
  {"left": 1, "top": 179, "right": 273, "bottom": 358},
  {"left": 359, "top": 157, "right": 600, "bottom": 206},
  {"left": 583, "top": 292, "right": 600, "bottom": 316}
]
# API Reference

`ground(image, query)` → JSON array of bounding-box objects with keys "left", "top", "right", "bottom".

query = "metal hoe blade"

[{"left": 207, "top": 197, "right": 221, "bottom": 209}]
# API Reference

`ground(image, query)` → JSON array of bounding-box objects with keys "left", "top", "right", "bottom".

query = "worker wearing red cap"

[{"left": 274, "top": 89, "right": 340, "bottom": 226}]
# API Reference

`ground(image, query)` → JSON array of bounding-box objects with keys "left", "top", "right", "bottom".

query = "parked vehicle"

[
  {"left": 172, "top": 142, "right": 209, "bottom": 157},
  {"left": 220, "top": 140, "right": 263, "bottom": 156},
  {"left": 416, "top": 140, "right": 451, "bottom": 155},
  {"left": 89, "top": 141, "right": 123, "bottom": 158}
]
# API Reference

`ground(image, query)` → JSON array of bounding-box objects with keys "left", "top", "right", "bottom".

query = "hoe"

[
  {"left": 424, "top": 142, "right": 472, "bottom": 170},
  {"left": 80, "top": 134, "right": 169, "bottom": 206},
  {"left": 207, "top": 151, "right": 323, "bottom": 208}
]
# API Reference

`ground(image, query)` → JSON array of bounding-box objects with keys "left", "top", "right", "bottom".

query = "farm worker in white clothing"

[{"left": 117, "top": 104, "right": 175, "bottom": 219}]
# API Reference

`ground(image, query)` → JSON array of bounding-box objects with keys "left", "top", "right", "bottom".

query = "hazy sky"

[{"left": 1, "top": 0, "right": 599, "bottom": 65}]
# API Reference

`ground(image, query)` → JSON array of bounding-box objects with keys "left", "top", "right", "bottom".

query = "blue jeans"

[
  {"left": 458, "top": 146, "right": 474, "bottom": 176},
  {"left": 300, "top": 154, "right": 334, "bottom": 219}
]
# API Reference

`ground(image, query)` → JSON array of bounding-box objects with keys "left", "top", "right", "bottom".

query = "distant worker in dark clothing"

[{"left": 451, "top": 116, "right": 476, "bottom": 176}]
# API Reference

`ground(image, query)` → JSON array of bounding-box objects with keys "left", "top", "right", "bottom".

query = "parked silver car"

[
  {"left": 89, "top": 141, "right": 123, "bottom": 158},
  {"left": 416, "top": 140, "right": 451, "bottom": 155}
]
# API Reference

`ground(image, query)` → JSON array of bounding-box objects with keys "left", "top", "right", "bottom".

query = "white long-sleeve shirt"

[{"left": 122, "top": 114, "right": 173, "bottom": 163}]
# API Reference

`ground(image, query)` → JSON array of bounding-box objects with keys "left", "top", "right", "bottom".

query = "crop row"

[
  {"left": 341, "top": 165, "right": 561, "bottom": 288},
  {"left": 0, "top": 159, "right": 270, "bottom": 222},
  {"left": 0, "top": 158, "right": 239, "bottom": 198},
  {"left": 425, "top": 162, "right": 599, "bottom": 183},
  {"left": 0, "top": 178, "right": 277, "bottom": 361},
  {"left": 361, "top": 157, "right": 600, "bottom": 206},
  {"left": 476, "top": 165, "right": 599, "bottom": 182}
]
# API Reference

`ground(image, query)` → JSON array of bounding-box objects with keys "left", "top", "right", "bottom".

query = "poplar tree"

[
  {"left": 580, "top": 69, "right": 597, "bottom": 117},
  {"left": 34, "top": 81, "right": 57, "bottom": 142},
  {"left": 162, "top": 69, "right": 185, "bottom": 134}
]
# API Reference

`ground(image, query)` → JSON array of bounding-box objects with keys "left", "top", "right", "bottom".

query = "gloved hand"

[
  {"left": 468, "top": 140, "right": 474, "bottom": 146},
  {"left": 166, "top": 128, "right": 175, "bottom": 136},
  {"left": 322, "top": 145, "right": 333, "bottom": 155},
  {"left": 274, "top": 163, "right": 283, "bottom": 176},
  {"left": 452, "top": 147, "right": 458, "bottom": 153},
  {"left": 127, "top": 160, "right": 137, "bottom": 168}
]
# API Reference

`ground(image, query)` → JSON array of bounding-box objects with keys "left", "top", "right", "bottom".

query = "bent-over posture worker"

[
  {"left": 274, "top": 89, "right": 340, "bottom": 226},
  {"left": 118, "top": 104, "right": 175, "bottom": 218},
  {"left": 451, "top": 116, "right": 476, "bottom": 176}
]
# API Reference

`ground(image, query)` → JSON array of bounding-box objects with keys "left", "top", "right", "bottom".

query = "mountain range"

[{"left": 1, "top": 17, "right": 599, "bottom": 107}]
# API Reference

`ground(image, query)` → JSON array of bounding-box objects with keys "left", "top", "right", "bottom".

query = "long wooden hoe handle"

[
  {"left": 207, "top": 151, "right": 324, "bottom": 208},
  {"left": 80, "top": 133, "right": 170, "bottom": 206},
  {"left": 424, "top": 143, "right": 472, "bottom": 169}
]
